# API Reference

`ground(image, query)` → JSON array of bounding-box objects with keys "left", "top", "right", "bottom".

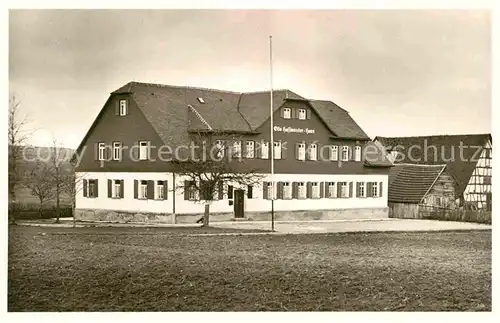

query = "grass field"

[{"left": 8, "top": 226, "right": 491, "bottom": 311}]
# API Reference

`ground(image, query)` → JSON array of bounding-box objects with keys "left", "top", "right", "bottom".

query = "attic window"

[{"left": 197, "top": 97, "right": 205, "bottom": 104}]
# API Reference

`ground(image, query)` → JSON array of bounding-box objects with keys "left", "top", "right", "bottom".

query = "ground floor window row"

[
  {"left": 263, "top": 181, "right": 383, "bottom": 200},
  {"left": 82, "top": 179, "right": 383, "bottom": 201},
  {"left": 82, "top": 179, "right": 168, "bottom": 200}
]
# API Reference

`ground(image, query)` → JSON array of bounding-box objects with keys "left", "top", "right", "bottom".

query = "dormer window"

[
  {"left": 119, "top": 100, "right": 127, "bottom": 116},
  {"left": 283, "top": 107, "right": 291, "bottom": 119},
  {"left": 197, "top": 97, "right": 205, "bottom": 104},
  {"left": 298, "top": 108, "right": 306, "bottom": 120}
]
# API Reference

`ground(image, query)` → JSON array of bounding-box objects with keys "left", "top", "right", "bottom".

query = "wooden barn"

[{"left": 387, "top": 164, "right": 459, "bottom": 219}]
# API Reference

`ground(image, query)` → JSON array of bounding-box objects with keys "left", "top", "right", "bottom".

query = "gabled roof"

[
  {"left": 375, "top": 134, "right": 491, "bottom": 196},
  {"left": 388, "top": 164, "right": 447, "bottom": 203},
  {"left": 309, "top": 100, "right": 369, "bottom": 139},
  {"left": 112, "top": 81, "right": 370, "bottom": 141}
]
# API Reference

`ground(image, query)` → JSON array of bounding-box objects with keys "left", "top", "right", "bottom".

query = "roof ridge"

[
  {"left": 378, "top": 133, "right": 491, "bottom": 139},
  {"left": 397, "top": 163, "right": 448, "bottom": 167},
  {"left": 126, "top": 81, "right": 243, "bottom": 94}
]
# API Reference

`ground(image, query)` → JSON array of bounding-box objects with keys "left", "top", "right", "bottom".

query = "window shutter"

[
  {"left": 255, "top": 142, "right": 261, "bottom": 158},
  {"left": 320, "top": 182, "right": 325, "bottom": 198},
  {"left": 83, "top": 179, "right": 88, "bottom": 197},
  {"left": 306, "top": 145, "right": 311, "bottom": 160},
  {"left": 218, "top": 181, "right": 224, "bottom": 200},
  {"left": 306, "top": 182, "right": 312, "bottom": 199},
  {"left": 281, "top": 143, "right": 287, "bottom": 160},
  {"left": 291, "top": 108, "right": 297, "bottom": 119},
  {"left": 379, "top": 182, "right": 383, "bottom": 197},
  {"left": 108, "top": 179, "right": 112, "bottom": 198},
  {"left": 349, "top": 182, "right": 353, "bottom": 198},
  {"left": 356, "top": 182, "right": 360, "bottom": 197},
  {"left": 306, "top": 108, "right": 311, "bottom": 119},
  {"left": 295, "top": 143, "right": 300, "bottom": 160},
  {"left": 291, "top": 182, "right": 297, "bottom": 199},
  {"left": 120, "top": 180, "right": 124, "bottom": 198},
  {"left": 134, "top": 180, "right": 138, "bottom": 199},
  {"left": 94, "top": 179, "right": 99, "bottom": 197},
  {"left": 184, "top": 181, "right": 189, "bottom": 200},
  {"left": 263, "top": 182, "right": 269, "bottom": 200},
  {"left": 280, "top": 107, "right": 285, "bottom": 118},
  {"left": 247, "top": 185, "right": 253, "bottom": 199},
  {"left": 163, "top": 180, "right": 168, "bottom": 200},
  {"left": 337, "top": 183, "right": 342, "bottom": 198},
  {"left": 94, "top": 143, "right": 98, "bottom": 160},
  {"left": 350, "top": 146, "right": 354, "bottom": 161},
  {"left": 147, "top": 180, "right": 155, "bottom": 199},
  {"left": 367, "top": 182, "right": 372, "bottom": 197},
  {"left": 115, "top": 101, "right": 120, "bottom": 115}
]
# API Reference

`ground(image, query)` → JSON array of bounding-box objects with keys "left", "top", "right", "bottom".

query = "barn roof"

[{"left": 388, "top": 164, "right": 447, "bottom": 203}]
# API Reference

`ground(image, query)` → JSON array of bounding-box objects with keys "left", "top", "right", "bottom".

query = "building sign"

[{"left": 273, "top": 125, "right": 315, "bottom": 135}]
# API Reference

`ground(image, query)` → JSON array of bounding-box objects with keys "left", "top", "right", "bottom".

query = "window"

[
  {"left": 311, "top": 182, "right": 320, "bottom": 198},
  {"left": 113, "top": 142, "right": 121, "bottom": 161},
  {"left": 261, "top": 141, "right": 269, "bottom": 159},
  {"left": 274, "top": 141, "right": 282, "bottom": 159},
  {"left": 297, "top": 182, "right": 306, "bottom": 199},
  {"left": 355, "top": 146, "right": 361, "bottom": 161},
  {"left": 228, "top": 185, "right": 234, "bottom": 199},
  {"left": 435, "top": 197, "right": 442, "bottom": 206},
  {"left": 197, "top": 97, "right": 205, "bottom": 104},
  {"left": 330, "top": 146, "right": 338, "bottom": 161},
  {"left": 342, "top": 146, "right": 349, "bottom": 161},
  {"left": 98, "top": 142, "right": 106, "bottom": 161},
  {"left": 328, "top": 182, "right": 336, "bottom": 198},
  {"left": 283, "top": 182, "right": 291, "bottom": 199},
  {"left": 357, "top": 182, "right": 365, "bottom": 197},
  {"left": 156, "top": 180, "right": 165, "bottom": 199},
  {"left": 309, "top": 144, "right": 317, "bottom": 160},
  {"left": 139, "top": 180, "right": 148, "bottom": 199},
  {"left": 232, "top": 141, "right": 241, "bottom": 158},
  {"left": 113, "top": 179, "right": 121, "bottom": 198},
  {"left": 119, "top": 100, "right": 127, "bottom": 116},
  {"left": 298, "top": 108, "right": 306, "bottom": 120},
  {"left": 297, "top": 143, "right": 306, "bottom": 160},
  {"left": 340, "top": 182, "right": 348, "bottom": 198},
  {"left": 266, "top": 182, "right": 274, "bottom": 200},
  {"left": 188, "top": 183, "right": 197, "bottom": 200},
  {"left": 283, "top": 107, "right": 291, "bottom": 119},
  {"left": 215, "top": 140, "right": 225, "bottom": 159},
  {"left": 139, "top": 141, "right": 149, "bottom": 160},
  {"left": 371, "top": 182, "right": 379, "bottom": 197},
  {"left": 88, "top": 179, "right": 98, "bottom": 198},
  {"left": 246, "top": 141, "right": 255, "bottom": 158}
]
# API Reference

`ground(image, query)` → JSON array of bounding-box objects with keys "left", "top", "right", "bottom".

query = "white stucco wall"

[{"left": 76, "top": 172, "right": 389, "bottom": 215}]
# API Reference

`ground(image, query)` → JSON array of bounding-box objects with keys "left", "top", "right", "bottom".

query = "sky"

[{"left": 9, "top": 9, "right": 491, "bottom": 148}]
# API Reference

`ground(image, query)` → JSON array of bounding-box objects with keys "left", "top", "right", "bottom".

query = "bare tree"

[
  {"left": 171, "top": 131, "right": 264, "bottom": 227},
  {"left": 8, "top": 95, "right": 32, "bottom": 224},
  {"left": 62, "top": 168, "right": 86, "bottom": 227},
  {"left": 24, "top": 160, "right": 55, "bottom": 218},
  {"left": 48, "top": 137, "right": 71, "bottom": 223}
]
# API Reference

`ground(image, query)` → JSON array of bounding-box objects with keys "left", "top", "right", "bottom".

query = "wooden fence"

[{"left": 389, "top": 202, "right": 491, "bottom": 224}]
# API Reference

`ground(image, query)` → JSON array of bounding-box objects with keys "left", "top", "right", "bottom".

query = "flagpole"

[{"left": 269, "top": 35, "right": 275, "bottom": 232}]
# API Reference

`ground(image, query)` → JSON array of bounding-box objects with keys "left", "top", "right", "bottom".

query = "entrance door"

[{"left": 233, "top": 189, "right": 245, "bottom": 218}]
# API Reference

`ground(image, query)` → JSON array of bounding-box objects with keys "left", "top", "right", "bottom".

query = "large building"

[
  {"left": 375, "top": 134, "right": 492, "bottom": 211},
  {"left": 74, "top": 81, "right": 392, "bottom": 223}
]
